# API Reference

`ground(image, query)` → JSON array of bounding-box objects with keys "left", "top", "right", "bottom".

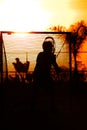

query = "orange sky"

[
  {"left": 1, "top": 0, "right": 87, "bottom": 72},
  {"left": 0, "top": 0, "right": 87, "bottom": 31},
  {"left": 69, "top": 0, "right": 87, "bottom": 22}
]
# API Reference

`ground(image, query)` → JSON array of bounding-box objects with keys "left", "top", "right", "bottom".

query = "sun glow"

[{"left": 0, "top": 0, "right": 50, "bottom": 32}]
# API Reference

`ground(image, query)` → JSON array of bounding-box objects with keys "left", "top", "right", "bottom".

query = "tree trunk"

[{"left": 73, "top": 52, "right": 79, "bottom": 83}]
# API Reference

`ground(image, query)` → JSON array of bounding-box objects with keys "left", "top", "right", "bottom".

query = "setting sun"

[{"left": 0, "top": 0, "right": 50, "bottom": 31}]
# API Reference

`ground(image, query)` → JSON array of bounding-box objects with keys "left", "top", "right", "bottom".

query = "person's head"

[
  {"left": 15, "top": 58, "right": 19, "bottom": 62},
  {"left": 43, "top": 36, "right": 55, "bottom": 53},
  {"left": 42, "top": 41, "right": 53, "bottom": 53}
]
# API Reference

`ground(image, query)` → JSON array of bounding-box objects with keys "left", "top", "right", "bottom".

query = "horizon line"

[{"left": 0, "top": 31, "right": 71, "bottom": 34}]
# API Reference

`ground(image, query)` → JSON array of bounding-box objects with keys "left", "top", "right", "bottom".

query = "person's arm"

[{"left": 52, "top": 54, "right": 62, "bottom": 74}]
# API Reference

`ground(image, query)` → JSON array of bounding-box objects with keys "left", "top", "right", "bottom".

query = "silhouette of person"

[
  {"left": 13, "top": 58, "right": 24, "bottom": 73},
  {"left": 13, "top": 58, "right": 30, "bottom": 82},
  {"left": 32, "top": 37, "right": 61, "bottom": 111},
  {"left": 33, "top": 40, "right": 60, "bottom": 84}
]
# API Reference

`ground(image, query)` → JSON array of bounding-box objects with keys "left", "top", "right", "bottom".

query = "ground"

[{"left": 2, "top": 81, "right": 87, "bottom": 129}]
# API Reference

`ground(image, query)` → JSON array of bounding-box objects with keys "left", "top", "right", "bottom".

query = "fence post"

[
  {"left": 69, "top": 33, "right": 72, "bottom": 84},
  {"left": 0, "top": 32, "right": 3, "bottom": 84}
]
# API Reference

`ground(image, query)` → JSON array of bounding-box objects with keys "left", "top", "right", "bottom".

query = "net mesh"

[{"left": 2, "top": 32, "right": 71, "bottom": 82}]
